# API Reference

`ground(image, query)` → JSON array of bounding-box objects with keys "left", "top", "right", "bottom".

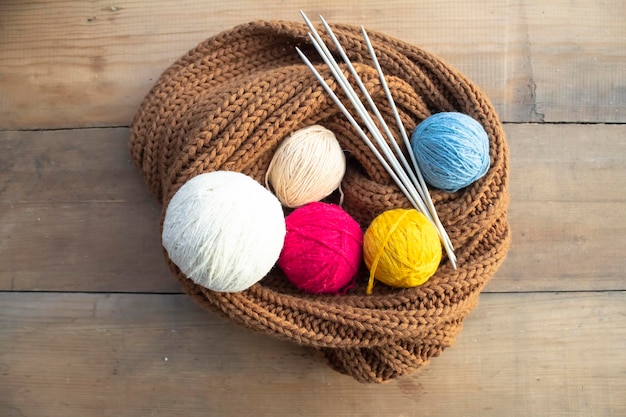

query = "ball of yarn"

[
  {"left": 162, "top": 171, "right": 286, "bottom": 292},
  {"left": 278, "top": 202, "right": 363, "bottom": 294},
  {"left": 411, "top": 112, "right": 490, "bottom": 193},
  {"left": 363, "top": 209, "right": 442, "bottom": 294},
  {"left": 266, "top": 125, "right": 346, "bottom": 208}
]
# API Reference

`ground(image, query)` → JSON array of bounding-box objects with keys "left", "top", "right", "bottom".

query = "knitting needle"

[
  {"left": 299, "top": 12, "right": 430, "bottom": 219},
  {"left": 318, "top": 16, "right": 454, "bottom": 256},
  {"left": 298, "top": 12, "right": 456, "bottom": 267},
  {"left": 359, "top": 26, "right": 455, "bottom": 254},
  {"left": 295, "top": 48, "right": 421, "bottom": 217},
  {"left": 299, "top": 12, "right": 455, "bottom": 266},
  {"left": 297, "top": 45, "right": 455, "bottom": 267},
  {"left": 318, "top": 16, "right": 427, "bottom": 205}
]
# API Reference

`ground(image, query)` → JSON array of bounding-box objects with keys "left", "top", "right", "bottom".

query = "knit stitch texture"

[{"left": 129, "top": 20, "right": 511, "bottom": 383}]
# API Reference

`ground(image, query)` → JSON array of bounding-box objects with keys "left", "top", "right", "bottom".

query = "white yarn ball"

[
  {"left": 266, "top": 124, "right": 346, "bottom": 208},
  {"left": 162, "top": 171, "right": 286, "bottom": 292}
]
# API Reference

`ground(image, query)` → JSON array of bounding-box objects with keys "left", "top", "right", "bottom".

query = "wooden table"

[{"left": 1, "top": 1, "right": 624, "bottom": 416}]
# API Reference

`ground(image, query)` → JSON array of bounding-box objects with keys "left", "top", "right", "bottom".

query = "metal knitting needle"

[
  {"left": 295, "top": 47, "right": 421, "bottom": 217},
  {"left": 300, "top": 12, "right": 430, "bottom": 218},
  {"left": 318, "top": 16, "right": 454, "bottom": 256},
  {"left": 297, "top": 45, "right": 455, "bottom": 267},
  {"left": 298, "top": 12, "right": 456, "bottom": 267},
  {"left": 318, "top": 16, "right": 427, "bottom": 204},
  {"left": 360, "top": 26, "right": 454, "bottom": 254},
  {"left": 299, "top": 12, "right": 455, "bottom": 266}
]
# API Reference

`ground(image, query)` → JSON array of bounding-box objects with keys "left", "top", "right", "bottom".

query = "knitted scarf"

[{"left": 130, "top": 20, "right": 511, "bottom": 383}]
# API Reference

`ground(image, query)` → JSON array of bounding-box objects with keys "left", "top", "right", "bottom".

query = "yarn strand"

[{"left": 365, "top": 209, "right": 411, "bottom": 294}]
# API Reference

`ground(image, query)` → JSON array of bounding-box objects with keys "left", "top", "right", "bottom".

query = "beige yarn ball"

[{"left": 265, "top": 125, "right": 346, "bottom": 208}]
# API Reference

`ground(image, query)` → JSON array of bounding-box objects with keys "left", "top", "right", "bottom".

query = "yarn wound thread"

[
  {"left": 279, "top": 202, "right": 363, "bottom": 294},
  {"left": 162, "top": 171, "right": 286, "bottom": 292},
  {"left": 411, "top": 112, "right": 490, "bottom": 193},
  {"left": 363, "top": 209, "right": 442, "bottom": 294},
  {"left": 266, "top": 124, "right": 346, "bottom": 208},
  {"left": 129, "top": 20, "right": 511, "bottom": 383}
]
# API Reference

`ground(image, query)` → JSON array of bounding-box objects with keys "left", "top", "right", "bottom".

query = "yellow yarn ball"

[{"left": 363, "top": 209, "right": 442, "bottom": 294}]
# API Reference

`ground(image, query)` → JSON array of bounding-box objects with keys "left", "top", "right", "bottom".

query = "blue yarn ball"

[{"left": 410, "top": 112, "right": 490, "bottom": 193}]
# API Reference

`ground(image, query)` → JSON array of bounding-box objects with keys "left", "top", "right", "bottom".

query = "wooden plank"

[
  {"left": 489, "top": 124, "right": 626, "bottom": 291},
  {"left": 518, "top": 0, "right": 626, "bottom": 122},
  {"left": 0, "top": 202, "right": 176, "bottom": 292},
  {"left": 1, "top": 291, "right": 624, "bottom": 417},
  {"left": 491, "top": 200, "right": 626, "bottom": 292},
  {"left": 0, "top": 128, "right": 148, "bottom": 203},
  {"left": 505, "top": 124, "right": 626, "bottom": 203},
  {"left": 1, "top": 124, "right": 625, "bottom": 292},
  {"left": 0, "top": 0, "right": 624, "bottom": 129},
  {"left": 0, "top": 0, "right": 504, "bottom": 128},
  {"left": 0, "top": 128, "right": 176, "bottom": 292}
]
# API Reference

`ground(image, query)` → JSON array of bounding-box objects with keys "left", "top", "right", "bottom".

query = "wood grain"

[
  {"left": 1, "top": 2, "right": 623, "bottom": 416},
  {"left": 1, "top": 291, "right": 623, "bottom": 417},
  {"left": 488, "top": 123, "right": 626, "bottom": 292},
  {"left": 514, "top": 1, "right": 626, "bottom": 122},
  {"left": 1, "top": 0, "right": 624, "bottom": 129},
  {"left": 2, "top": 125, "right": 624, "bottom": 293},
  {"left": 0, "top": 128, "right": 174, "bottom": 292}
]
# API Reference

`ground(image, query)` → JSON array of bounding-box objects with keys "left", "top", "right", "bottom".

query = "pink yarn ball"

[{"left": 278, "top": 202, "right": 363, "bottom": 294}]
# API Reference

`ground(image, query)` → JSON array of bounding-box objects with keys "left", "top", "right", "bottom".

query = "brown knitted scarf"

[{"left": 130, "top": 20, "right": 510, "bottom": 383}]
